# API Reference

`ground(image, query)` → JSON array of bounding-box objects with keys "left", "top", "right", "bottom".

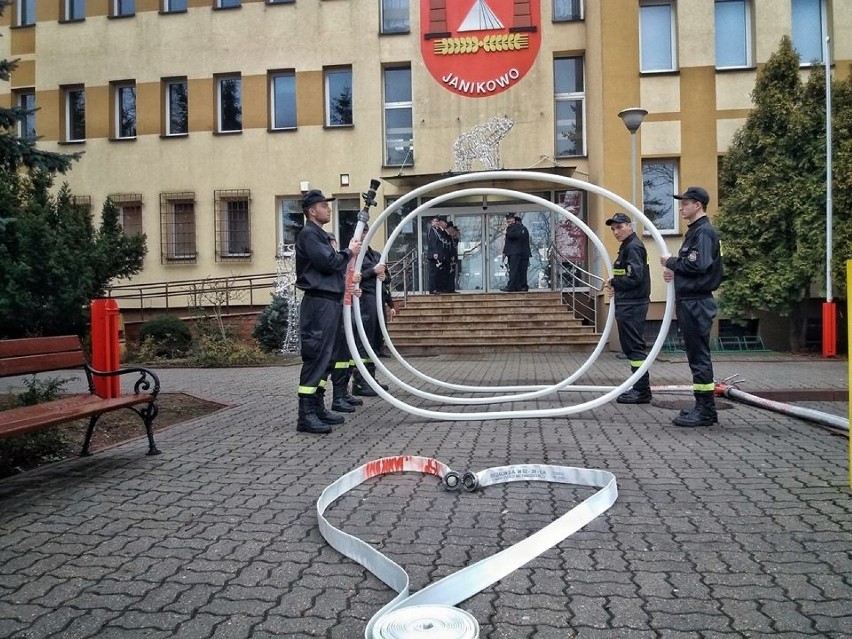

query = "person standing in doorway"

[
  {"left": 427, "top": 215, "right": 452, "bottom": 293},
  {"left": 660, "top": 186, "right": 723, "bottom": 427},
  {"left": 604, "top": 212, "right": 652, "bottom": 404},
  {"left": 501, "top": 212, "right": 531, "bottom": 292},
  {"left": 294, "top": 189, "right": 361, "bottom": 434}
]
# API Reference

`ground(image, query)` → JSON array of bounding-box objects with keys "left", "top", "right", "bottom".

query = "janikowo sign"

[{"left": 421, "top": 0, "right": 541, "bottom": 98}]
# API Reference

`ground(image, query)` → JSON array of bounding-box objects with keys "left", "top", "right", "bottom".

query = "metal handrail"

[
  {"left": 547, "top": 243, "right": 602, "bottom": 329},
  {"left": 386, "top": 247, "right": 418, "bottom": 305}
]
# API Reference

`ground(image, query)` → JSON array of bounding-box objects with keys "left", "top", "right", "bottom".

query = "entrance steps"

[{"left": 386, "top": 291, "right": 601, "bottom": 355}]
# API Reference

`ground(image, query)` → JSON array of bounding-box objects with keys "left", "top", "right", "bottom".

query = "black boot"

[
  {"left": 617, "top": 368, "right": 652, "bottom": 404},
  {"left": 331, "top": 384, "right": 356, "bottom": 413},
  {"left": 352, "top": 368, "right": 379, "bottom": 397},
  {"left": 342, "top": 369, "right": 363, "bottom": 406},
  {"left": 297, "top": 397, "right": 332, "bottom": 434},
  {"left": 673, "top": 391, "right": 717, "bottom": 427},
  {"left": 366, "top": 363, "right": 389, "bottom": 391},
  {"left": 315, "top": 389, "right": 345, "bottom": 424}
]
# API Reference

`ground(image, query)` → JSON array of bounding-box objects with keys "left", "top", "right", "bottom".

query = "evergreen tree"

[
  {"left": 716, "top": 36, "right": 851, "bottom": 347},
  {"left": 0, "top": 0, "right": 146, "bottom": 337}
]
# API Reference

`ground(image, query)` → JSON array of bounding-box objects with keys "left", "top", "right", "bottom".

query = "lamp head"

[{"left": 618, "top": 107, "right": 648, "bottom": 134}]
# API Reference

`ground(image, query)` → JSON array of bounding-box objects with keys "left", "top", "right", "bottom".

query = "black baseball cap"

[
  {"left": 301, "top": 189, "right": 335, "bottom": 209},
  {"left": 505, "top": 212, "right": 518, "bottom": 220},
  {"left": 605, "top": 212, "right": 632, "bottom": 226},
  {"left": 435, "top": 215, "right": 448, "bottom": 222},
  {"left": 673, "top": 186, "right": 710, "bottom": 206}
]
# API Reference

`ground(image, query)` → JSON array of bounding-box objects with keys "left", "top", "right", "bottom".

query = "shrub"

[
  {"left": 0, "top": 377, "right": 73, "bottom": 476},
  {"left": 252, "top": 294, "right": 291, "bottom": 353},
  {"left": 191, "top": 335, "right": 273, "bottom": 367},
  {"left": 138, "top": 315, "right": 193, "bottom": 358}
]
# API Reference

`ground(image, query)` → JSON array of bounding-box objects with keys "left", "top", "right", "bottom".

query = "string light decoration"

[
  {"left": 274, "top": 242, "right": 301, "bottom": 353},
  {"left": 452, "top": 116, "right": 514, "bottom": 172}
]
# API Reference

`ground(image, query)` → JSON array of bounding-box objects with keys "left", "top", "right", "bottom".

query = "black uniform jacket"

[
  {"left": 295, "top": 221, "right": 351, "bottom": 296},
  {"left": 504, "top": 222, "right": 532, "bottom": 257},
  {"left": 359, "top": 247, "right": 383, "bottom": 296},
  {"left": 427, "top": 225, "right": 452, "bottom": 261},
  {"left": 611, "top": 232, "right": 650, "bottom": 305},
  {"left": 664, "top": 216, "right": 723, "bottom": 299}
]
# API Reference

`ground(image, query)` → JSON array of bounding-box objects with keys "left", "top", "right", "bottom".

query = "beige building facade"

[{"left": 2, "top": 0, "right": 850, "bottom": 324}]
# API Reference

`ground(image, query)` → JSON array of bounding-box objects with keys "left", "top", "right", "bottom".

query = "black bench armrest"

[{"left": 83, "top": 365, "right": 161, "bottom": 398}]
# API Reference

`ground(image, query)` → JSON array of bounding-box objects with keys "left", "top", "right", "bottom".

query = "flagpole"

[{"left": 822, "top": 35, "right": 836, "bottom": 357}]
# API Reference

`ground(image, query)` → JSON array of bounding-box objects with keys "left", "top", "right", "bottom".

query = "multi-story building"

[{"left": 2, "top": 0, "right": 849, "bottom": 343}]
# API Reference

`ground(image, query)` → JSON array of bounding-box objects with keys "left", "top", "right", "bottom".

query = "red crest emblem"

[{"left": 421, "top": 0, "right": 541, "bottom": 98}]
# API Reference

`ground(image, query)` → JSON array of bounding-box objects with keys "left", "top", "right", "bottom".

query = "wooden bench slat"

[
  {"left": 0, "top": 336, "right": 83, "bottom": 359},
  {"left": 0, "top": 394, "right": 153, "bottom": 438},
  {"left": 0, "top": 351, "right": 88, "bottom": 377}
]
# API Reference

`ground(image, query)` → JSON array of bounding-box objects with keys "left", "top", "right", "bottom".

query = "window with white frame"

[
  {"left": 217, "top": 75, "right": 242, "bottom": 133},
  {"left": 16, "top": 0, "right": 35, "bottom": 26},
  {"left": 64, "top": 86, "right": 86, "bottom": 142},
  {"left": 17, "top": 91, "right": 36, "bottom": 140},
  {"left": 278, "top": 197, "right": 303, "bottom": 250},
  {"left": 715, "top": 0, "right": 752, "bottom": 68},
  {"left": 792, "top": 0, "right": 827, "bottom": 65},
  {"left": 114, "top": 82, "right": 137, "bottom": 139},
  {"left": 270, "top": 71, "right": 297, "bottom": 130},
  {"left": 553, "top": 0, "right": 582, "bottom": 22},
  {"left": 164, "top": 78, "right": 188, "bottom": 135},
  {"left": 384, "top": 67, "right": 413, "bottom": 166},
  {"left": 325, "top": 67, "right": 353, "bottom": 127},
  {"left": 381, "top": 0, "right": 409, "bottom": 33},
  {"left": 215, "top": 190, "right": 252, "bottom": 261},
  {"left": 109, "top": 194, "right": 144, "bottom": 237},
  {"left": 642, "top": 159, "right": 679, "bottom": 234},
  {"left": 65, "top": 0, "right": 86, "bottom": 21},
  {"left": 639, "top": 0, "right": 676, "bottom": 72},
  {"left": 216, "top": 0, "right": 241, "bottom": 8},
  {"left": 163, "top": 0, "right": 187, "bottom": 12},
  {"left": 113, "top": 0, "right": 135, "bottom": 17},
  {"left": 554, "top": 56, "right": 585, "bottom": 158},
  {"left": 160, "top": 192, "right": 197, "bottom": 262}
]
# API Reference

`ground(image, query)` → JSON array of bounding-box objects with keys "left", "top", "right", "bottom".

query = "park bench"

[{"left": 0, "top": 335, "right": 161, "bottom": 456}]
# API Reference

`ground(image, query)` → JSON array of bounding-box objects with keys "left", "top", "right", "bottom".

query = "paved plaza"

[{"left": 0, "top": 351, "right": 849, "bottom": 638}]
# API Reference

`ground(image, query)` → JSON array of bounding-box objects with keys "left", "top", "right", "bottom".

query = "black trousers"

[
  {"left": 329, "top": 312, "right": 352, "bottom": 386},
  {"left": 677, "top": 297, "right": 717, "bottom": 390},
  {"left": 298, "top": 295, "right": 341, "bottom": 395},
  {"left": 615, "top": 301, "right": 649, "bottom": 367},
  {"left": 506, "top": 255, "right": 529, "bottom": 291},
  {"left": 429, "top": 259, "right": 451, "bottom": 293},
  {"left": 353, "top": 293, "right": 380, "bottom": 363}
]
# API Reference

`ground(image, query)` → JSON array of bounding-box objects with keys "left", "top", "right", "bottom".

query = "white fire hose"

[{"left": 317, "top": 456, "right": 618, "bottom": 639}]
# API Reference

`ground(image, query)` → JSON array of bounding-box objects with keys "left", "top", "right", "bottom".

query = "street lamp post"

[{"left": 618, "top": 107, "right": 648, "bottom": 207}]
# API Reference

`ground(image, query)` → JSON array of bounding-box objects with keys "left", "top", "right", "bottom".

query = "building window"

[
  {"left": 642, "top": 159, "right": 679, "bottom": 234},
  {"left": 715, "top": 1, "right": 751, "bottom": 68},
  {"left": 160, "top": 192, "right": 197, "bottom": 262},
  {"left": 215, "top": 190, "right": 252, "bottom": 261},
  {"left": 384, "top": 67, "right": 413, "bottom": 167},
  {"left": 270, "top": 72, "right": 296, "bottom": 130},
  {"left": 278, "top": 198, "right": 303, "bottom": 249},
  {"left": 216, "top": 0, "right": 241, "bottom": 8},
  {"left": 64, "top": 86, "right": 86, "bottom": 142},
  {"left": 164, "top": 78, "right": 188, "bottom": 135},
  {"left": 267, "top": 0, "right": 294, "bottom": 4},
  {"left": 113, "top": 0, "right": 135, "bottom": 17},
  {"left": 553, "top": 0, "right": 582, "bottom": 22},
  {"left": 217, "top": 75, "right": 242, "bottom": 133},
  {"left": 113, "top": 82, "right": 137, "bottom": 139},
  {"left": 16, "top": 91, "right": 36, "bottom": 140},
  {"left": 792, "top": 0, "right": 827, "bottom": 65},
  {"left": 109, "top": 194, "right": 144, "bottom": 237},
  {"left": 381, "top": 0, "right": 409, "bottom": 33},
  {"left": 325, "top": 67, "right": 353, "bottom": 127},
  {"left": 336, "top": 196, "right": 360, "bottom": 251},
  {"left": 72, "top": 196, "right": 92, "bottom": 216},
  {"left": 65, "top": 0, "right": 86, "bottom": 21},
  {"left": 163, "top": 0, "right": 187, "bottom": 12},
  {"left": 639, "top": 1, "right": 676, "bottom": 72},
  {"left": 16, "top": 0, "right": 35, "bottom": 26},
  {"left": 554, "top": 56, "right": 585, "bottom": 158}
]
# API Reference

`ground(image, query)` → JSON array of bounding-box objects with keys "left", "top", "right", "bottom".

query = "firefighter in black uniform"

[
  {"left": 604, "top": 212, "right": 652, "bottom": 404},
  {"left": 661, "top": 186, "right": 723, "bottom": 427},
  {"left": 427, "top": 215, "right": 452, "bottom": 293},
  {"left": 350, "top": 225, "right": 390, "bottom": 396},
  {"left": 294, "top": 189, "right": 361, "bottom": 434},
  {"left": 501, "top": 212, "right": 531, "bottom": 292}
]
